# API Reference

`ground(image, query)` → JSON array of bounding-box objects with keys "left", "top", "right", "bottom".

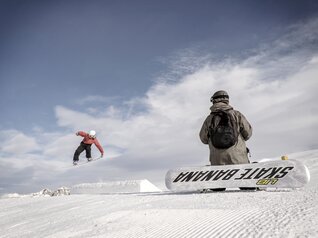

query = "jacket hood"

[{"left": 210, "top": 102, "right": 233, "bottom": 113}]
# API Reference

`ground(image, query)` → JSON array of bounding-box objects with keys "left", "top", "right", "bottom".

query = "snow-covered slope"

[{"left": 1, "top": 150, "right": 318, "bottom": 238}]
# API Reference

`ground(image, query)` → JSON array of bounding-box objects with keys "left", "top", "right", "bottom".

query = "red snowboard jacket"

[{"left": 76, "top": 131, "right": 104, "bottom": 154}]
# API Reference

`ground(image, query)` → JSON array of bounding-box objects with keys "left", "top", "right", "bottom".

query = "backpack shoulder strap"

[
  {"left": 209, "top": 110, "right": 223, "bottom": 128},
  {"left": 210, "top": 109, "right": 239, "bottom": 133}
]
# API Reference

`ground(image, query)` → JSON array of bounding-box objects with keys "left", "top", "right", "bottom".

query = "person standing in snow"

[
  {"left": 73, "top": 130, "right": 104, "bottom": 165},
  {"left": 199, "top": 90, "right": 252, "bottom": 166}
]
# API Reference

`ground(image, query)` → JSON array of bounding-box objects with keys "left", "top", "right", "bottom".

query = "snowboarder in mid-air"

[{"left": 73, "top": 130, "right": 104, "bottom": 165}]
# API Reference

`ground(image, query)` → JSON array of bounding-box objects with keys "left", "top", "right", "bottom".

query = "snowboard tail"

[
  {"left": 73, "top": 156, "right": 102, "bottom": 166},
  {"left": 165, "top": 160, "right": 310, "bottom": 191}
]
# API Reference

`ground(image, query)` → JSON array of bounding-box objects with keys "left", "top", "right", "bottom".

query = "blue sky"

[
  {"left": 1, "top": 0, "right": 317, "bottom": 132},
  {"left": 1, "top": 0, "right": 318, "bottom": 194}
]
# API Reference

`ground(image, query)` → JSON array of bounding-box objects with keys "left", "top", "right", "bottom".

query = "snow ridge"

[{"left": 72, "top": 179, "right": 162, "bottom": 194}]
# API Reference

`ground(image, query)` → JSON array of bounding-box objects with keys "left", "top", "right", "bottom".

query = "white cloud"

[
  {"left": 0, "top": 130, "right": 39, "bottom": 154},
  {"left": 76, "top": 95, "right": 119, "bottom": 105}
]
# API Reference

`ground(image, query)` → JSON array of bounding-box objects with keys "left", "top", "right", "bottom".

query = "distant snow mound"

[
  {"left": 1, "top": 187, "right": 71, "bottom": 199},
  {"left": 1, "top": 193, "right": 25, "bottom": 199},
  {"left": 32, "top": 189, "right": 53, "bottom": 197},
  {"left": 258, "top": 150, "right": 318, "bottom": 163},
  {"left": 52, "top": 187, "right": 71, "bottom": 196},
  {"left": 72, "top": 180, "right": 162, "bottom": 194},
  {"left": 32, "top": 187, "right": 70, "bottom": 197}
]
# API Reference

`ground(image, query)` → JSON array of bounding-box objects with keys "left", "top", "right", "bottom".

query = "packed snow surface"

[{"left": 1, "top": 150, "right": 318, "bottom": 238}]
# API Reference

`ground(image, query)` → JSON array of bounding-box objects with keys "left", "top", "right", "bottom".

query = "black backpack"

[{"left": 209, "top": 110, "right": 238, "bottom": 149}]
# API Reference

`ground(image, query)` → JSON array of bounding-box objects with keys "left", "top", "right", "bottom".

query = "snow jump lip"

[
  {"left": 305, "top": 165, "right": 311, "bottom": 182},
  {"left": 71, "top": 180, "right": 162, "bottom": 194}
]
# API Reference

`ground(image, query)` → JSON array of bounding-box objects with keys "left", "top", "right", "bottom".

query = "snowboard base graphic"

[{"left": 165, "top": 160, "right": 310, "bottom": 192}]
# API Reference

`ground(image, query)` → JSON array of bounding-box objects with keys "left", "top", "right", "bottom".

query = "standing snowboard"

[{"left": 165, "top": 160, "right": 310, "bottom": 191}]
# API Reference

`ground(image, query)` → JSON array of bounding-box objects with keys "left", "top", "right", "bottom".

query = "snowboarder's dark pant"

[{"left": 73, "top": 142, "right": 92, "bottom": 162}]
